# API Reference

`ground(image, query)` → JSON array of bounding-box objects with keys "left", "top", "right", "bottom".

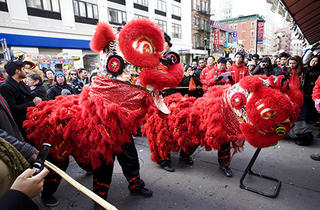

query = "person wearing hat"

[
  {"left": 23, "top": 58, "right": 44, "bottom": 82},
  {"left": 228, "top": 52, "right": 249, "bottom": 84},
  {"left": 247, "top": 60, "right": 256, "bottom": 75},
  {"left": 47, "top": 72, "right": 73, "bottom": 100},
  {"left": 0, "top": 60, "right": 42, "bottom": 139}
]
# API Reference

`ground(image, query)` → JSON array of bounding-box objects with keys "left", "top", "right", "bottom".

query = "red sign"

[
  {"left": 257, "top": 21, "right": 264, "bottom": 45},
  {"left": 214, "top": 29, "right": 220, "bottom": 50}
]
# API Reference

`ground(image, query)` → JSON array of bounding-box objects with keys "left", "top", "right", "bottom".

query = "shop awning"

[{"left": 281, "top": 0, "right": 320, "bottom": 44}]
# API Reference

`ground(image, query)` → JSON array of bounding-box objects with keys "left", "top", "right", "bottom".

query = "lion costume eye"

[
  {"left": 132, "top": 37, "right": 154, "bottom": 54},
  {"left": 257, "top": 103, "right": 276, "bottom": 119}
]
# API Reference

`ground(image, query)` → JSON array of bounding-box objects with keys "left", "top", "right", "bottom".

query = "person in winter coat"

[
  {"left": 0, "top": 61, "right": 42, "bottom": 139},
  {"left": 200, "top": 56, "right": 215, "bottom": 91},
  {"left": 25, "top": 74, "right": 47, "bottom": 100},
  {"left": 287, "top": 56, "right": 304, "bottom": 89},
  {"left": 273, "top": 52, "right": 290, "bottom": 76},
  {"left": 47, "top": 72, "right": 73, "bottom": 100},
  {"left": 42, "top": 69, "right": 54, "bottom": 91},
  {"left": 250, "top": 57, "right": 273, "bottom": 76},
  {"left": 301, "top": 55, "right": 320, "bottom": 122},
  {"left": 181, "top": 65, "right": 201, "bottom": 97},
  {"left": 67, "top": 69, "right": 83, "bottom": 94},
  {"left": 203, "top": 57, "right": 233, "bottom": 88},
  {"left": 227, "top": 52, "right": 249, "bottom": 84}
]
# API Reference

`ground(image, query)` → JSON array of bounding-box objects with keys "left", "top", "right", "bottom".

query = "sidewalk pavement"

[{"left": 34, "top": 125, "right": 320, "bottom": 210}]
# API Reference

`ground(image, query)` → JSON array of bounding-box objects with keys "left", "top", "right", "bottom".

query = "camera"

[{"left": 32, "top": 143, "right": 51, "bottom": 175}]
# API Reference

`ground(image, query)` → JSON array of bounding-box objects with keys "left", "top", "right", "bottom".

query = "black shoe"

[
  {"left": 130, "top": 186, "right": 153, "bottom": 197},
  {"left": 179, "top": 156, "right": 194, "bottom": 165},
  {"left": 219, "top": 166, "right": 233, "bottom": 177},
  {"left": 161, "top": 165, "right": 175, "bottom": 172},
  {"left": 41, "top": 195, "right": 59, "bottom": 207},
  {"left": 311, "top": 153, "right": 320, "bottom": 161}
]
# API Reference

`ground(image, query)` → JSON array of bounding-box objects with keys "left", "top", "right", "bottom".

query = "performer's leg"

[
  {"left": 93, "top": 161, "right": 114, "bottom": 200},
  {"left": 179, "top": 144, "right": 199, "bottom": 166},
  {"left": 41, "top": 155, "right": 69, "bottom": 207},
  {"left": 218, "top": 142, "right": 233, "bottom": 177},
  {"left": 117, "top": 135, "right": 152, "bottom": 197},
  {"left": 158, "top": 153, "right": 175, "bottom": 172}
]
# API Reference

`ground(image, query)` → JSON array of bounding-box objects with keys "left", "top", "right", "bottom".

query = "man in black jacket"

[{"left": 0, "top": 61, "right": 42, "bottom": 138}]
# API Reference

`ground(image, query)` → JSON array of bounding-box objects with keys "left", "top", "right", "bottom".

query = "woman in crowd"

[
  {"left": 288, "top": 56, "right": 304, "bottom": 89},
  {"left": 226, "top": 59, "right": 233, "bottom": 70},
  {"left": 67, "top": 69, "right": 83, "bottom": 94},
  {"left": 250, "top": 57, "right": 273, "bottom": 76},
  {"left": 47, "top": 72, "right": 73, "bottom": 100},
  {"left": 301, "top": 55, "right": 320, "bottom": 122},
  {"left": 181, "top": 65, "right": 201, "bottom": 97},
  {"left": 25, "top": 73, "right": 47, "bottom": 100},
  {"left": 43, "top": 69, "right": 55, "bottom": 91}
]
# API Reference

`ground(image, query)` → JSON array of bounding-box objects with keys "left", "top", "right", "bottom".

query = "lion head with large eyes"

[
  {"left": 226, "top": 75, "right": 303, "bottom": 148},
  {"left": 90, "top": 19, "right": 183, "bottom": 95}
]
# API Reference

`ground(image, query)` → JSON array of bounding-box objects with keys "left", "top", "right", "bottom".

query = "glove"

[
  {"left": 315, "top": 99, "right": 320, "bottom": 112},
  {"left": 215, "top": 76, "right": 223, "bottom": 81},
  {"left": 228, "top": 76, "right": 233, "bottom": 82}
]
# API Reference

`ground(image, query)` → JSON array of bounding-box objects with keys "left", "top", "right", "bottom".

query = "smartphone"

[{"left": 32, "top": 143, "right": 51, "bottom": 175}]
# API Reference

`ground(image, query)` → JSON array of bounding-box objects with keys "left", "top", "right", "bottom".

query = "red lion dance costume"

[
  {"left": 23, "top": 19, "right": 184, "bottom": 204},
  {"left": 143, "top": 75, "right": 303, "bottom": 175}
]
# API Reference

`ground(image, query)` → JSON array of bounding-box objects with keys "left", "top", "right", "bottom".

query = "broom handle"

[{"left": 44, "top": 160, "right": 117, "bottom": 210}]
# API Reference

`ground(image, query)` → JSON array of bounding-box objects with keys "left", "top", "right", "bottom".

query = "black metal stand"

[{"left": 240, "top": 148, "right": 281, "bottom": 198}]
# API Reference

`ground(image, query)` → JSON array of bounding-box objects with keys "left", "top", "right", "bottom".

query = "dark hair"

[
  {"left": 45, "top": 69, "right": 54, "bottom": 75},
  {"left": 279, "top": 52, "right": 290, "bottom": 59},
  {"left": 309, "top": 55, "right": 320, "bottom": 67},
  {"left": 217, "top": 57, "right": 227, "bottom": 64},
  {"left": 252, "top": 54, "right": 259, "bottom": 59},
  {"left": 226, "top": 59, "right": 233, "bottom": 65},
  {"left": 90, "top": 71, "right": 98, "bottom": 85},
  {"left": 78, "top": 68, "right": 87, "bottom": 74},
  {"left": 4, "top": 60, "right": 24, "bottom": 76},
  {"left": 288, "top": 56, "right": 303, "bottom": 76},
  {"left": 27, "top": 73, "right": 42, "bottom": 83},
  {"left": 235, "top": 52, "right": 244, "bottom": 60},
  {"left": 54, "top": 71, "right": 67, "bottom": 85},
  {"left": 184, "top": 64, "right": 192, "bottom": 71}
]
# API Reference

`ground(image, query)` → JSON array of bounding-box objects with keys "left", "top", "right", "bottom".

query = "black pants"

[
  {"left": 93, "top": 136, "right": 143, "bottom": 199},
  {"left": 159, "top": 145, "right": 199, "bottom": 167},
  {"left": 218, "top": 142, "right": 231, "bottom": 167},
  {"left": 42, "top": 136, "right": 143, "bottom": 200}
]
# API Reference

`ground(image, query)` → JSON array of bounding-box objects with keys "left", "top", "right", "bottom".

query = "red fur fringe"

[
  {"left": 139, "top": 63, "right": 184, "bottom": 90},
  {"left": 313, "top": 77, "right": 320, "bottom": 101},
  {"left": 90, "top": 22, "right": 116, "bottom": 53},
  {"left": 24, "top": 77, "right": 152, "bottom": 169}
]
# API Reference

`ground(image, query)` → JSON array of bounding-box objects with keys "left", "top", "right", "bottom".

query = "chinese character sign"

[
  {"left": 257, "top": 21, "right": 264, "bottom": 45},
  {"left": 230, "top": 32, "right": 237, "bottom": 43},
  {"left": 214, "top": 29, "right": 220, "bottom": 50}
]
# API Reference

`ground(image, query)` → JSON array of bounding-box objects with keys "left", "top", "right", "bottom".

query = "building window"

[
  {"left": 0, "top": 0, "right": 8, "bottom": 12},
  {"left": 196, "top": 0, "right": 200, "bottom": 11},
  {"left": 172, "top": 23, "right": 181, "bottom": 39},
  {"left": 251, "top": 21, "right": 255, "bottom": 28},
  {"left": 73, "top": 0, "right": 98, "bottom": 24},
  {"left": 108, "top": 8, "right": 126, "bottom": 25},
  {"left": 251, "top": 40, "right": 254, "bottom": 47},
  {"left": 107, "top": 0, "right": 126, "bottom": 5},
  {"left": 26, "top": 0, "right": 60, "bottom": 12},
  {"left": 134, "top": 0, "right": 148, "bottom": 6},
  {"left": 201, "top": 19, "right": 204, "bottom": 30},
  {"left": 134, "top": 14, "right": 148, "bottom": 19},
  {"left": 26, "top": 0, "right": 61, "bottom": 19},
  {"left": 172, "top": 5, "right": 181, "bottom": 17},
  {"left": 157, "top": 0, "right": 166, "bottom": 12},
  {"left": 251, "top": 30, "right": 254, "bottom": 37},
  {"left": 155, "top": 19, "right": 167, "bottom": 33},
  {"left": 234, "top": 24, "right": 237, "bottom": 31}
]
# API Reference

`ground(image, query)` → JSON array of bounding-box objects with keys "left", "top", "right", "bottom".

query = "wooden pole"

[{"left": 44, "top": 160, "right": 117, "bottom": 210}]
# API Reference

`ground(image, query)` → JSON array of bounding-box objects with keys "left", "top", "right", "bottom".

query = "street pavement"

[{"left": 34, "top": 124, "right": 320, "bottom": 210}]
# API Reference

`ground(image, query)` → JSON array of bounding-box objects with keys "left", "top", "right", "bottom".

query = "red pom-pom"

[
  {"left": 90, "top": 22, "right": 116, "bottom": 52},
  {"left": 230, "top": 92, "right": 246, "bottom": 109}
]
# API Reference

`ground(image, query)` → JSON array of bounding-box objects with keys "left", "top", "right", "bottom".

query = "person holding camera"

[{"left": 250, "top": 57, "right": 273, "bottom": 76}]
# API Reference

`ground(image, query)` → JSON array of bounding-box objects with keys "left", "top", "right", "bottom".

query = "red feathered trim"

[
  {"left": 239, "top": 75, "right": 264, "bottom": 92},
  {"left": 118, "top": 19, "right": 164, "bottom": 68},
  {"left": 139, "top": 63, "right": 184, "bottom": 90},
  {"left": 90, "top": 22, "right": 116, "bottom": 52},
  {"left": 24, "top": 77, "right": 153, "bottom": 169}
]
